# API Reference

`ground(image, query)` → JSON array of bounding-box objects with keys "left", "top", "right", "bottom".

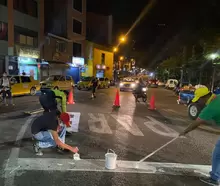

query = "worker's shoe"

[
  {"left": 33, "top": 143, "right": 43, "bottom": 156},
  {"left": 200, "top": 177, "right": 220, "bottom": 186}
]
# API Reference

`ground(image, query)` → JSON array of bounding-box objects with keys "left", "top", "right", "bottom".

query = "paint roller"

[{"left": 136, "top": 136, "right": 179, "bottom": 169}]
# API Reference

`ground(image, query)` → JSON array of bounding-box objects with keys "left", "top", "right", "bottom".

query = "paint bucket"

[{"left": 105, "top": 149, "right": 117, "bottom": 170}]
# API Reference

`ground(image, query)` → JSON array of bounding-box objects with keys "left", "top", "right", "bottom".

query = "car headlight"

[
  {"left": 142, "top": 87, "right": 147, "bottom": 91},
  {"left": 120, "top": 83, "right": 123, "bottom": 87},
  {"left": 131, "top": 83, "right": 135, "bottom": 87}
]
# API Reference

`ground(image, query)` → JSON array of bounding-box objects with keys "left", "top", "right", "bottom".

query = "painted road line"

[
  {"left": 6, "top": 158, "right": 211, "bottom": 177},
  {"left": 111, "top": 114, "right": 144, "bottom": 136},
  {"left": 144, "top": 116, "right": 179, "bottom": 137},
  {"left": 3, "top": 115, "right": 36, "bottom": 186},
  {"left": 88, "top": 113, "right": 112, "bottom": 134}
]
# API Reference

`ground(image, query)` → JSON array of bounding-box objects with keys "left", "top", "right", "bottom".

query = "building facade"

[
  {"left": 85, "top": 12, "right": 113, "bottom": 79},
  {"left": 86, "top": 12, "right": 112, "bottom": 46},
  {"left": 43, "top": 0, "right": 86, "bottom": 82},
  {"left": 84, "top": 41, "right": 113, "bottom": 79},
  {"left": 0, "top": 0, "right": 45, "bottom": 79}
]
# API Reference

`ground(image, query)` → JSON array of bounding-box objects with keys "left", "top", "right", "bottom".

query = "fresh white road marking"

[
  {"left": 111, "top": 114, "right": 144, "bottom": 136},
  {"left": 4, "top": 115, "right": 36, "bottom": 186},
  {"left": 67, "top": 112, "right": 81, "bottom": 132},
  {"left": 88, "top": 113, "right": 112, "bottom": 134},
  {"left": 6, "top": 158, "right": 211, "bottom": 177},
  {"left": 144, "top": 116, "right": 179, "bottom": 137}
]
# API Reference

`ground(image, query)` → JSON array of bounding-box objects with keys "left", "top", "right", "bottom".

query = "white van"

[{"left": 165, "top": 79, "right": 178, "bottom": 89}]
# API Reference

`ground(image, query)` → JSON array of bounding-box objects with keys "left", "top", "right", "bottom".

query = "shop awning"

[{"left": 47, "top": 61, "right": 70, "bottom": 68}]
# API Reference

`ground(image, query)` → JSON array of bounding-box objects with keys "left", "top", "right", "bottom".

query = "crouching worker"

[
  {"left": 40, "top": 89, "right": 67, "bottom": 113},
  {"left": 31, "top": 111, "right": 78, "bottom": 156}
]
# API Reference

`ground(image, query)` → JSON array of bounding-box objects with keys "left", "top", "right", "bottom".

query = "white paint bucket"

[{"left": 105, "top": 149, "right": 117, "bottom": 170}]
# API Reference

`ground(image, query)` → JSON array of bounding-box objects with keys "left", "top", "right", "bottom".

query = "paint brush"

[{"left": 136, "top": 136, "right": 179, "bottom": 169}]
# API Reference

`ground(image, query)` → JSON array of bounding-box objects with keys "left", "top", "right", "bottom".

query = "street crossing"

[{"left": 3, "top": 113, "right": 210, "bottom": 186}]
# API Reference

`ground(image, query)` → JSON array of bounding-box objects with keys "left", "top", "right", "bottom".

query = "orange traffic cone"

[
  {"left": 67, "top": 88, "right": 75, "bottom": 104},
  {"left": 113, "top": 89, "right": 120, "bottom": 108},
  {"left": 148, "top": 94, "right": 156, "bottom": 110}
]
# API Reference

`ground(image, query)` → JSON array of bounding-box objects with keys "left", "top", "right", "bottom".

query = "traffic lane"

[
  {"left": 149, "top": 88, "right": 188, "bottom": 118},
  {"left": 0, "top": 95, "right": 41, "bottom": 115},
  {"left": 13, "top": 171, "right": 207, "bottom": 186},
  {"left": 0, "top": 116, "right": 37, "bottom": 185},
  {"left": 65, "top": 88, "right": 217, "bottom": 164},
  {"left": 2, "top": 90, "right": 217, "bottom": 186},
  {"left": 17, "top": 107, "right": 218, "bottom": 165}
]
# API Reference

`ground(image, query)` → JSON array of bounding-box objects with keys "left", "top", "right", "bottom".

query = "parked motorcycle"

[{"left": 133, "top": 87, "right": 148, "bottom": 102}]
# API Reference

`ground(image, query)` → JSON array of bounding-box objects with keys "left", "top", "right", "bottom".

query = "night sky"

[{"left": 87, "top": 0, "right": 220, "bottom": 67}]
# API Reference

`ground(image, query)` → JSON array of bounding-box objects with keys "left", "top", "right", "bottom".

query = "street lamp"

[
  {"left": 120, "top": 56, "right": 124, "bottom": 60},
  {"left": 120, "top": 36, "right": 126, "bottom": 43},
  {"left": 208, "top": 53, "right": 219, "bottom": 92},
  {"left": 113, "top": 47, "right": 118, "bottom": 52}
]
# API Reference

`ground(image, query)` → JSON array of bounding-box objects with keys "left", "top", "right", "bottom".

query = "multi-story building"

[
  {"left": 43, "top": 0, "right": 86, "bottom": 82},
  {"left": 0, "top": 0, "right": 45, "bottom": 79},
  {"left": 84, "top": 12, "right": 113, "bottom": 79},
  {"left": 86, "top": 12, "right": 112, "bottom": 46}
]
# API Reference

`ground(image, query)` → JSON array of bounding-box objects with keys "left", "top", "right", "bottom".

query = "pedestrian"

[
  {"left": 22, "top": 70, "right": 26, "bottom": 76},
  {"left": 39, "top": 89, "right": 67, "bottom": 113},
  {"left": 91, "top": 77, "right": 98, "bottom": 99},
  {"left": 32, "top": 110, "right": 78, "bottom": 156},
  {"left": 0, "top": 72, "right": 14, "bottom": 106},
  {"left": 179, "top": 87, "right": 220, "bottom": 186}
]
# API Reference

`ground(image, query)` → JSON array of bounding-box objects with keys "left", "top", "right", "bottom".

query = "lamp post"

[{"left": 209, "top": 53, "right": 219, "bottom": 92}]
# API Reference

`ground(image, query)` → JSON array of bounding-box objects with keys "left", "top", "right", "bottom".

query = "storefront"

[
  {"left": 95, "top": 64, "right": 106, "bottom": 78},
  {"left": 66, "top": 57, "right": 84, "bottom": 83}
]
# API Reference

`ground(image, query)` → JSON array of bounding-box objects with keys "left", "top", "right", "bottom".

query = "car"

[
  {"left": 77, "top": 76, "right": 93, "bottom": 90},
  {"left": 98, "top": 77, "right": 110, "bottom": 89},
  {"left": 148, "top": 79, "right": 158, "bottom": 88},
  {"left": 119, "top": 78, "right": 136, "bottom": 91},
  {"left": 158, "top": 81, "right": 165, "bottom": 87},
  {"left": 0, "top": 75, "right": 40, "bottom": 97},
  {"left": 177, "top": 87, "right": 220, "bottom": 120},
  {"left": 165, "top": 79, "right": 178, "bottom": 89},
  {"left": 40, "top": 75, "right": 74, "bottom": 91}
]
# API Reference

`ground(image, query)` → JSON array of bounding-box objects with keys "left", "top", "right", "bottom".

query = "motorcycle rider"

[
  {"left": 0, "top": 72, "right": 14, "bottom": 106},
  {"left": 134, "top": 78, "right": 146, "bottom": 102},
  {"left": 179, "top": 87, "right": 220, "bottom": 185},
  {"left": 91, "top": 77, "right": 98, "bottom": 99}
]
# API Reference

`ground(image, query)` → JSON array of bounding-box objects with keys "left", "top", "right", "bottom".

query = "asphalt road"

[{"left": 0, "top": 87, "right": 219, "bottom": 186}]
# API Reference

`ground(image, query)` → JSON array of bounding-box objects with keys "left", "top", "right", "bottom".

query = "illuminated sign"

[
  {"left": 16, "top": 45, "right": 40, "bottom": 58},
  {"left": 96, "top": 64, "right": 106, "bottom": 70},
  {"left": 72, "top": 57, "right": 84, "bottom": 66}
]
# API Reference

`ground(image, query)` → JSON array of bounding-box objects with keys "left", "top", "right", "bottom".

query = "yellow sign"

[{"left": 16, "top": 45, "right": 40, "bottom": 58}]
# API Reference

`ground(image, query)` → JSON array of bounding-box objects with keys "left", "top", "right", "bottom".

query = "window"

[
  {"left": 72, "top": 19, "right": 82, "bottom": 34},
  {"left": 101, "top": 53, "right": 105, "bottom": 64},
  {"left": 0, "top": 0, "right": 7, "bottom": 6},
  {"left": 0, "top": 22, "right": 8, "bottom": 40},
  {"left": 66, "top": 76, "right": 71, "bottom": 81},
  {"left": 27, "top": 36, "right": 34, "bottom": 46},
  {"left": 11, "top": 76, "right": 20, "bottom": 84},
  {"left": 72, "top": 0, "right": 82, "bottom": 12},
  {"left": 55, "top": 41, "right": 66, "bottom": 52},
  {"left": 17, "top": 34, "right": 35, "bottom": 46},
  {"left": 59, "top": 76, "right": 65, "bottom": 81},
  {"left": 73, "top": 42, "right": 82, "bottom": 57},
  {"left": 20, "top": 35, "right": 26, "bottom": 44},
  {"left": 21, "top": 76, "right": 31, "bottom": 83},
  {"left": 13, "top": 0, "right": 38, "bottom": 17}
]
